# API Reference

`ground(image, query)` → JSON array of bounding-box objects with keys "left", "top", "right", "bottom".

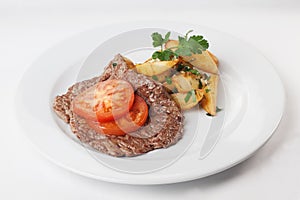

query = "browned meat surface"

[{"left": 53, "top": 54, "right": 184, "bottom": 157}]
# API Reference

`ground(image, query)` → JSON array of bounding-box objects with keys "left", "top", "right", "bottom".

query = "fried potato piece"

[
  {"left": 172, "top": 73, "right": 200, "bottom": 93},
  {"left": 171, "top": 89, "right": 204, "bottom": 110},
  {"left": 184, "top": 52, "right": 218, "bottom": 74},
  {"left": 152, "top": 68, "right": 176, "bottom": 83},
  {"left": 163, "top": 81, "right": 177, "bottom": 93},
  {"left": 201, "top": 75, "right": 219, "bottom": 115},
  {"left": 165, "top": 40, "right": 219, "bottom": 74},
  {"left": 195, "top": 89, "right": 205, "bottom": 101},
  {"left": 136, "top": 59, "right": 178, "bottom": 76},
  {"left": 207, "top": 51, "right": 219, "bottom": 66},
  {"left": 164, "top": 40, "right": 179, "bottom": 50},
  {"left": 165, "top": 40, "right": 219, "bottom": 114}
]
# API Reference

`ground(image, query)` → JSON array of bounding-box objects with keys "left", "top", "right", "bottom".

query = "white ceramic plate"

[{"left": 15, "top": 22, "right": 285, "bottom": 185}]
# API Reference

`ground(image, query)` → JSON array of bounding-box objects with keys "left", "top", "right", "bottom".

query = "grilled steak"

[{"left": 53, "top": 54, "right": 184, "bottom": 157}]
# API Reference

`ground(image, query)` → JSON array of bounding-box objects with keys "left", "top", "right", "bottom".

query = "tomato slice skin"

[
  {"left": 86, "top": 95, "right": 148, "bottom": 136},
  {"left": 94, "top": 79, "right": 134, "bottom": 122},
  {"left": 72, "top": 79, "right": 134, "bottom": 122}
]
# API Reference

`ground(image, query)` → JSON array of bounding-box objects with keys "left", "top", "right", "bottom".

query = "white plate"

[{"left": 15, "top": 22, "right": 285, "bottom": 185}]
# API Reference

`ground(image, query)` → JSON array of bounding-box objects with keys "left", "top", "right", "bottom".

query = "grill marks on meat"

[{"left": 53, "top": 54, "right": 184, "bottom": 157}]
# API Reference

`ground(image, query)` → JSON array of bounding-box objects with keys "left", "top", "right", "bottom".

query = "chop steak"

[{"left": 53, "top": 54, "right": 184, "bottom": 157}]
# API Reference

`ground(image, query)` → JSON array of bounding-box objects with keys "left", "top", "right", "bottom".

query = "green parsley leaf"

[
  {"left": 188, "top": 37, "right": 204, "bottom": 54},
  {"left": 163, "top": 32, "right": 171, "bottom": 43},
  {"left": 151, "top": 32, "right": 164, "bottom": 48},
  {"left": 189, "top": 69, "right": 200, "bottom": 75},
  {"left": 175, "top": 47, "right": 193, "bottom": 56},
  {"left": 152, "top": 49, "right": 176, "bottom": 61},
  {"left": 112, "top": 62, "right": 117, "bottom": 67},
  {"left": 190, "top": 35, "right": 203, "bottom": 41},
  {"left": 184, "top": 90, "right": 193, "bottom": 103},
  {"left": 165, "top": 76, "right": 172, "bottom": 85},
  {"left": 152, "top": 75, "right": 158, "bottom": 81},
  {"left": 176, "top": 64, "right": 185, "bottom": 71},
  {"left": 190, "top": 35, "right": 209, "bottom": 50},
  {"left": 162, "top": 49, "right": 176, "bottom": 60},
  {"left": 205, "top": 88, "right": 211, "bottom": 93},
  {"left": 174, "top": 31, "right": 209, "bottom": 56},
  {"left": 185, "top": 30, "right": 194, "bottom": 38},
  {"left": 176, "top": 64, "right": 201, "bottom": 75},
  {"left": 151, "top": 31, "right": 171, "bottom": 50},
  {"left": 151, "top": 30, "right": 209, "bottom": 60},
  {"left": 175, "top": 36, "right": 193, "bottom": 56},
  {"left": 152, "top": 51, "right": 161, "bottom": 60}
]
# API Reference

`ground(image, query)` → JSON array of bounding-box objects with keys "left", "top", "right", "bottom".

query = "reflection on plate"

[{"left": 15, "top": 22, "right": 285, "bottom": 185}]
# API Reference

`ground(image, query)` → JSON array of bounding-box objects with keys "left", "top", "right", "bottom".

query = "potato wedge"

[
  {"left": 165, "top": 40, "right": 179, "bottom": 50},
  {"left": 163, "top": 81, "right": 177, "bottom": 93},
  {"left": 172, "top": 73, "right": 200, "bottom": 93},
  {"left": 207, "top": 51, "right": 219, "bottom": 66},
  {"left": 151, "top": 68, "right": 176, "bottom": 83},
  {"left": 201, "top": 74, "right": 219, "bottom": 115},
  {"left": 195, "top": 89, "right": 205, "bottom": 101},
  {"left": 136, "top": 59, "right": 178, "bottom": 76},
  {"left": 171, "top": 90, "right": 203, "bottom": 110},
  {"left": 165, "top": 40, "right": 219, "bottom": 74},
  {"left": 182, "top": 52, "right": 218, "bottom": 74}
]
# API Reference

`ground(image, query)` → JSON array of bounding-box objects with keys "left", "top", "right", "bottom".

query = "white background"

[{"left": 1, "top": 0, "right": 300, "bottom": 199}]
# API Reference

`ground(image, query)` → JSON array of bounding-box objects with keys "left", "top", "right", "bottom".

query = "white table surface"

[{"left": 1, "top": 0, "right": 300, "bottom": 199}]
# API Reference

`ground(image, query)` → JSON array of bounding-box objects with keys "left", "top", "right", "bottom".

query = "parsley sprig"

[
  {"left": 151, "top": 32, "right": 171, "bottom": 50},
  {"left": 151, "top": 30, "right": 209, "bottom": 61},
  {"left": 152, "top": 49, "right": 175, "bottom": 61}
]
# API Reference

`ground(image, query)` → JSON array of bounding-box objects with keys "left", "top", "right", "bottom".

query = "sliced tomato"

[
  {"left": 72, "top": 79, "right": 134, "bottom": 122},
  {"left": 94, "top": 79, "right": 134, "bottom": 122},
  {"left": 86, "top": 95, "right": 148, "bottom": 135}
]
